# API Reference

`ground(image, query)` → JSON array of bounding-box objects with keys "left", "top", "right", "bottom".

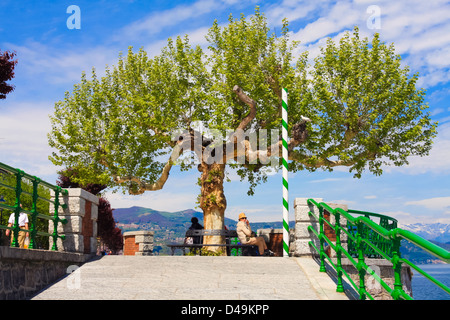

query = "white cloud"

[
  {"left": 309, "top": 178, "right": 343, "bottom": 183},
  {"left": 290, "top": 0, "right": 368, "bottom": 45},
  {"left": 377, "top": 1, "right": 450, "bottom": 87},
  {"left": 0, "top": 102, "right": 61, "bottom": 179},
  {"left": 327, "top": 199, "right": 357, "bottom": 206},
  {"left": 7, "top": 41, "right": 119, "bottom": 85},
  {"left": 285, "top": 0, "right": 450, "bottom": 89},
  {"left": 431, "top": 108, "right": 445, "bottom": 116},
  {"left": 225, "top": 204, "right": 282, "bottom": 222},
  {"left": 116, "top": 0, "right": 220, "bottom": 42},
  {"left": 380, "top": 210, "right": 413, "bottom": 223},
  {"left": 428, "top": 46, "right": 450, "bottom": 68},
  {"left": 266, "top": 0, "right": 323, "bottom": 26},
  {"left": 405, "top": 197, "right": 450, "bottom": 214},
  {"left": 375, "top": 207, "right": 450, "bottom": 225},
  {"left": 390, "top": 123, "right": 450, "bottom": 175}
]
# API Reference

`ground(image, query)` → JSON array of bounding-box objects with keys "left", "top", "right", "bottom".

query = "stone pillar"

[
  {"left": 323, "top": 202, "right": 348, "bottom": 258},
  {"left": 293, "top": 197, "right": 323, "bottom": 257},
  {"left": 49, "top": 188, "right": 99, "bottom": 254},
  {"left": 293, "top": 198, "right": 349, "bottom": 258},
  {"left": 123, "top": 231, "right": 154, "bottom": 256}
]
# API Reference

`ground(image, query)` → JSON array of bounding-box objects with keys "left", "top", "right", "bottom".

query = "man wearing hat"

[{"left": 236, "top": 212, "right": 273, "bottom": 256}]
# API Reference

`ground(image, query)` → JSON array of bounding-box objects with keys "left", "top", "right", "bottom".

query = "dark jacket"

[{"left": 188, "top": 222, "right": 203, "bottom": 244}]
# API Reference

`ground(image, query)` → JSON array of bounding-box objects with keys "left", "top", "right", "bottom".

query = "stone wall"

[
  {"left": 0, "top": 246, "right": 90, "bottom": 299},
  {"left": 0, "top": 188, "right": 99, "bottom": 299},
  {"left": 340, "top": 258, "right": 413, "bottom": 300},
  {"left": 123, "top": 231, "right": 154, "bottom": 256}
]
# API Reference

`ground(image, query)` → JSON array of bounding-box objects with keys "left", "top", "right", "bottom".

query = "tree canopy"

[{"left": 48, "top": 8, "right": 437, "bottom": 239}]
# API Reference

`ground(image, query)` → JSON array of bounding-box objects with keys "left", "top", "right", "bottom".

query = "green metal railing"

[
  {"left": 0, "top": 162, "right": 68, "bottom": 250},
  {"left": 346, "top": 209, "right": 398, "bottom": 259},
  {"left": 307, "top": 198, "right": 450, "bottom": 300}
]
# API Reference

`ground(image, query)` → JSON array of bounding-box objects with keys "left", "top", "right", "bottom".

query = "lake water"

[{"left": 411, "top": 264, "right": 450, "bottom": 300}]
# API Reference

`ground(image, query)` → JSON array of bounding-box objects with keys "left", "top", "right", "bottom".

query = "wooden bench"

[{"left": 166, "top": 229, "right": 258, "bottom": 256}]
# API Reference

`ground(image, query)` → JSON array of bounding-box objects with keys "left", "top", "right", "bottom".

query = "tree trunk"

[{"left": 198, "top": 162, "right": 227, "bottom": 254}]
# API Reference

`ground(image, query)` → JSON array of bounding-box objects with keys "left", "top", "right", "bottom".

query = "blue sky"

[{"left": 0, "top": 0, "right": 449, "bottom": 225}]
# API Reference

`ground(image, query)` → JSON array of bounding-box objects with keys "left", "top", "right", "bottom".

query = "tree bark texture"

[{"left": 198, "top": 162, "right": 227, "bottom": 253}]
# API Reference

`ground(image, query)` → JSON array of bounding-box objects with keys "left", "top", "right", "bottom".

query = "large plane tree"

[{"left": 48, "top": 9, "right": 437, "bottom": 250}]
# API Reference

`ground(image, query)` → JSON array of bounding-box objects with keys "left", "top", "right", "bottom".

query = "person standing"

[{"left": 5, "top": 204, "right": 29, "bottom": 248}]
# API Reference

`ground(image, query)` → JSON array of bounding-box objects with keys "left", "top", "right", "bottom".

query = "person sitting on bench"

[
  {"left": 186, "top": 217, "right": 203, "bottom": 254},
  {"left": 236, "top": 212, "right": 273, "bottom": 256}
]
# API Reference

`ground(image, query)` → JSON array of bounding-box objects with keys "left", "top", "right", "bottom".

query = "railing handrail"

[
  {"left": 347, "top": 209, "right": 398, "bottom": 224},
  {"left": 0, "top": 162, "right": 62, "bottom": 191},
  {"left": 392, "top": 229, "right": 450, "bottom": 262},
  {"left": 306, "top": 198, "right": 450, "bottom": 300},
  {"left": 0, "top": 162, "right": 68, "bottom": 250}
]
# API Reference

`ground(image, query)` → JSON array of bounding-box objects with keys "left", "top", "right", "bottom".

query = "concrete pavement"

[{"left": 31, "top": 255, "right": 352, "bottom": 300}]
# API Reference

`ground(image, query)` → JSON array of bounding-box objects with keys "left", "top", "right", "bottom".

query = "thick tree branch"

[
  {"left": 112, "top": 145, "right": 180, "bottom": 194},
  {"left": 222, "top": 118, "right": 311, "bottom": 165},
  {"left": 227, "top": 84, "right": 312, "bottom": 166},
  {"left": 112, "top": 129, "right": 207, "bottom": 194},
  {"left": 266, "top": 68, "right": 282, "bottom": 118},
  {"left": 290, "top": 148, "right": 378, "bottom": 169},
  {"left": 233, "top": 85, "right": 257, "bottom": 131}
]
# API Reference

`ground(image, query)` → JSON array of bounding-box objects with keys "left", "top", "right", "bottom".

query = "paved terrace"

[{"left": 31, "top": 255, "right": 355, "bottom": 300}]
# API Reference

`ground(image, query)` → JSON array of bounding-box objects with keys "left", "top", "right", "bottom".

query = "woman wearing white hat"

[{"left": 236, "top": 212, "right": 273, "bottom": 256}]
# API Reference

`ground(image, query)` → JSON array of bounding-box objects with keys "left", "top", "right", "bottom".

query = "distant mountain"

[
  {"left": 400, "top": 240, "right": 450, "bottom": 264},
  {"left": 113, "top": 206, "right": 235, "bottom": 229},
  {"left": 113, "top": 206, "right": 449, "bottom": 261},
  {"left": 399, "top": 223, "right": 450, "bottom": 243},
  {"left": 114, "top": 207, "right": 450, "bottom": 241},
  {"left": 113, "top": 206, "right": 294, "bottom": 230},
  {"left": 396, "top": 223, "right": 450, "bottom": 264}
]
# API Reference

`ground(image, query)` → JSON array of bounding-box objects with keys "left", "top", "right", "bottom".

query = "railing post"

[
  {"left": 357, "top": 221, "right": 367, "bottom": 300},
  {"left": 318, "top": 205, "right": 326, "bottom": 272},
  {"left": 324, "top": 203, "right": 349, "bottom": 258},
  {"left": 391, "top": 237, "right": 404, "bottom": 300},
  {"left": 29, "top": 177, "right": 40, "bottom": 249},
  {"left": 335, "top": 210, "right": 344, "bottom": 292},
  {"left": 11, "top": 170, "right": 23, "bottom": 248},
  {"left": 51, "top": 187, "right": 61, "bottom": 251}
]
